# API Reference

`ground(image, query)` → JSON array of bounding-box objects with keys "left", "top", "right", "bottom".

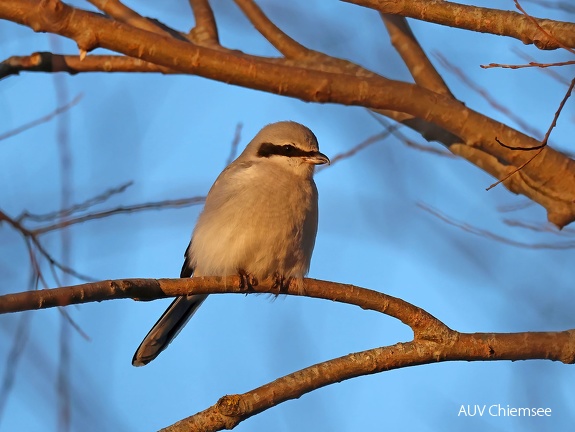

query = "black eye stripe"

[{"left": 257, "top": 142, "right": 315, "bottom": 158}]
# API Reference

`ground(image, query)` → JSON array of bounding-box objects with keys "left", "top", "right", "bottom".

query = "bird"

[{"left": 132, "top": 121, "right": 330, "bottom": 366}]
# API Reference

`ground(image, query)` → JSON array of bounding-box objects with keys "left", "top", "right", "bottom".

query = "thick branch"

[
  {"left": 1, "top": 1, "right": 574, "bottom": 227},
  {"left": 163, "top": 330, "right": 574, "bottom": 431},
  {"left": 0, "top": 278, "right": 441, "bottom": 335},
  {"left": 344, "top": 0, "right": 575, "bottom": 50},
  {"left": 1, "top": 277, "right": 573, "bottom": 432}
]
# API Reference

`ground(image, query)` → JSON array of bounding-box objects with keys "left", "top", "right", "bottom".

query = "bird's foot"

[
  {"left": 272, "top": 273, "right": 291, "bottom": 294},
  {"left": 238, "top": 268, "right": 258, "bottom": 291}
]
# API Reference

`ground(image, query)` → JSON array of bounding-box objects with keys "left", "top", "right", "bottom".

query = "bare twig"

[
  {"left": 0, "top": 94, "right": 82, "bottom": 141},
  {"left": 538, "top": 76, "right": 575, "bottom": 148},
  {"left": 0, "top": 312, "right": 32, "bottom": 423},
  {"left": 0, "top": 211, "right": 95, "bottom": 282},
  {"left": 503, "top": 218, "right": 575, "bottom": 236},
  {"left": 510, "top": 47, "right": 572, "bottom": 86},
  {"left": 487, "top": 76, "right": 575, "bottom": 190},
  {"left": 494, "top": 136, "right": 546, "bottom": 151},
  {"left": 480, "top": 60, "right": 575, "bottom": 70},
  {"left": 18, "top": 182, "right": 134, "bottom": 223},
  {"left": 418, "top": 202, "right": 575, "bottom": 249},
  {"left": 497, "top": 200, "right": 535, "bottom": 213},
  {"left": 367, "top": 111, "right": 455, "bottom": 157},
  {"left": 50, "top": 57, "right": 73, "bottom": 432},
  {"left": 435, "top": 52, "right": 544, "bottom": 139},
  {"left": 522, "top": 0, "right": 575, "bottom": 13},
  {"left": 57, "top": 308, "right": 91, "bottom": 341},
  {"left": 0, "top": 269, "right": 38, "bottom": 425},
  {"left": 32, "top": 196, "right": 206, "bottom": 235},
  {"left": 317, "top": 129, "right": 395, "bottom": 173}
]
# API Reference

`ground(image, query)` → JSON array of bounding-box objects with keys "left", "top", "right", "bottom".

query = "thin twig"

[
  {"left": 497, "top": 200, "right": 534, "bottom": 212},
  {"left": 0, "top": 94, "right": 82, "bottom": 141},
  {"left": 57, "top": 308, "right": 91, "bottom": 341},
  {"left": 503, "top": 218, "right": 575, "bottom": 236},
  {"left": 522, "top": 0, "right": 575, "bottom": 13},
  {"left": 0, "top": 312, "right": 32, "bottom": 422},
  {"left": 368, "top": 111, "right": 456, "bottom": 158},
  {"left": 18, "top": 182, "right": 134, "bottom": 223},
  {"left": 0, "top": 211, "right": 95, "bottom": 282},
  {"left": 539, "top": 76, "right": 575, "bottom": 144},
  {"left": 418, "top": 202, "right": 575, "bottom": 249},
  {"left": 494, "top": 136, "right": 546, "bottom": 151},
  {"left": 316, "top": 129, "right": 396, "bottom": 173},
  {"left": 511, "top": 47, "right": 572, "bottom": 85},
  {"left": 435, "top": 52, "right": 543, "bottom": 139},
  {"left": 32, "top": 196, "right": 206, "bottom": 235},
  {"left": 487, "top": 76, "right": 575, "bottom": 190},
  {"left": 480, "top": 60, "right": 575, "bottom": 70}
]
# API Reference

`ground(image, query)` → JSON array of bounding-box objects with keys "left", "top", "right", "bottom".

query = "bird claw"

[
  {"left": 272, "top": 272, "right": 291, "bottom": 294},
  {"left": 238, "top": 268, "right": 258, "bottom": 291}
]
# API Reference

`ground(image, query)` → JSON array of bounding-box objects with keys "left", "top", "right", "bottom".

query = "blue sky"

[{"left": 1, "top": 1, "right": 574, "bottom": 431}]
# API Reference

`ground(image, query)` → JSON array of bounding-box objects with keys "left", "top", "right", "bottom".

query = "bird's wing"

[
  {"left": 132, "top": 241, "right": 208, "bottom": 366},
  {"left": 180, "top": 241, "right": 194, "bottom": 278}
]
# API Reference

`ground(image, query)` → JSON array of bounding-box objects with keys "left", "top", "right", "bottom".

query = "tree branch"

[
  {"left": 0, "top": 53, "right": 179, "bottom": 77},
  {"left": 86, "top": 0, "right": 174, "bottom": 37},
  {"left": 1, "top": 1, "right": 574, "bottom": 227},
  {"left": 32, "top": 196, "right": 206, "bottom": 235},
  {"left": 163, "top": 330, "right": 574, "bottom": 431},
  {"left": 1, "top": 277, "right": 573, "bottom": 431},
  {"left": 0, "top": 211, "right": 95, "bottom": 282},
  {"left": 380, "top": 15, "right": 453, "bottom": 96},
  {"left": 418, "top": 202, "right": 575, "bottom": 249},
  {"left": 434, "top": 51, "right": 544, "bottom": 139},
  {"left": 233, "top": 0, "right": 312, "bottom": 58},
  {"left": 188, "top": 0, "right": 219, "bottom": 45},
  {"left": 0, "top": 93, "right": 82, "bottom": 140},
  {"left": 344, "top": 0, "right": 575, "bottom": 50}
]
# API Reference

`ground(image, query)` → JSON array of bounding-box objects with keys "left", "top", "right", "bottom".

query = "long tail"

[{"left": 132, "top": 294, "right": 208, "bottom": 366}]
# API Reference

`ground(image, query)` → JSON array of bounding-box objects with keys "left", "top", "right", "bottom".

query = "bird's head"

[{"left": 240, "top": 121, "right": 330, "bottom": 177}]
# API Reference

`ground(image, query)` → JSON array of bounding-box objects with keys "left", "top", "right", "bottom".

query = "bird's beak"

[{"left": 304, "top": 151, "right": 330, "bottom": 166}]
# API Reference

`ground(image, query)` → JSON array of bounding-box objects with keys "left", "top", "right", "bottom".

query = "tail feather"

[{"left": 132, "top": 294, "right": 208, "bottom": 366}]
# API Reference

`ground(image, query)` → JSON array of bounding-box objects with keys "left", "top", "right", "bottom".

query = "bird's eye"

[{"left": 283, "top": 145, "right": 295, "bottom": 153}]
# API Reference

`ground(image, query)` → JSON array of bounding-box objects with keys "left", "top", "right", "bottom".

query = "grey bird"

[{"left": 132, "top": 121, "right": 329, "bottom": 366}]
